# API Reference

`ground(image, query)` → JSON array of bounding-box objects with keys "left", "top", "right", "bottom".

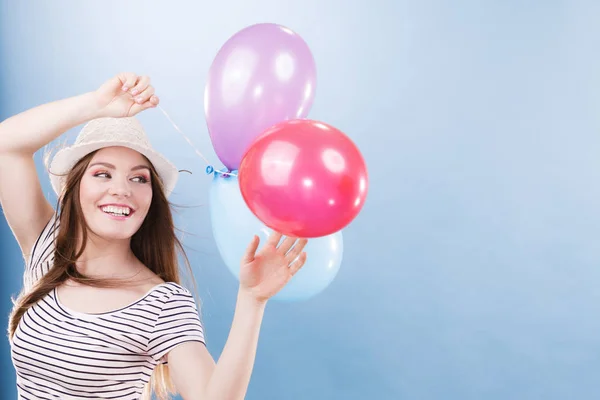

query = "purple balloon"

[{"left": 204, "top": 23, "right": 317, "bottom": 171}]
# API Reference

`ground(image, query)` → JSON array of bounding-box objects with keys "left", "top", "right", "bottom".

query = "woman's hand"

[
  {"left": 238, "top": 233, "right": 308, "bottom": 304},
  {"left": 94, "top": 72, "right": 159, "bottom": 118}
]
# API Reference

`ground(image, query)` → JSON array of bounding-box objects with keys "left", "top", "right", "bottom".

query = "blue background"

[{"left": 1, "top": 1, "right": 600, "bottom": 399}]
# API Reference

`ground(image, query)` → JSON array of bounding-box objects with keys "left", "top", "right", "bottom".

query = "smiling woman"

[
  {"left": 80, "top": 147, "right": 154, "bottom": 240},
  {"left": 0, "top": 72, "right": 309, "bottom": 400}
]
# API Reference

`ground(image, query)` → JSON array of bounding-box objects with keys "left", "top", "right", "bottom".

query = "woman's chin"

[
  {"left": 85, "top": 214, "right": 143, "bottom": 242},
  {"left": 87, "top": 225, "right": 140, "bottom": 242}
]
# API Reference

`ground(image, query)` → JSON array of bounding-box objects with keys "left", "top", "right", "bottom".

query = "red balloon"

[{"left": 238, "top": 119, "right": 368, "bottom": 238}]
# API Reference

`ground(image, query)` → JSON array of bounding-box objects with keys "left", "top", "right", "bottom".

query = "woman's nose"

[{"left": 108, "top": 179, "right": 131, "bottom": 197}]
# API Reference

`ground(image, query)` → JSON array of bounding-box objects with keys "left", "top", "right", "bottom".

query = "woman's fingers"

[
  {"left": 266, "top": 232, "right": 283, "bottom": 248},
  {"left": 130, "top": 96, "right": 159, "bottom": 114},
  {"left": 133, "top": 84, "right": 155, "bottom": 104},
  {"left": 129, "top": 75, "right": 151, "bottom": 97},
  {"left": 289, "top": 252, "right": 307, "bottom": 275},
  {"left": 118, "top": 72, "right": 139, "bottom": 92},
  {"left": 278, "top": 236, "right": 297, "bottom": 254},
  {"left": 241, "top": 235, "right": 260, "bottom": 264},
  {"left": 284, "top": 238, "right": 308, "bottom": 263}
]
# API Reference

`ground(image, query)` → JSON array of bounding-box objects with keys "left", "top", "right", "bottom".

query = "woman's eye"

[
  {"left": 92, "top": 171, "right": 148, "bottom": 183},
  {"left": 131, "top": 176, "right": 149, "bottom": 184}
]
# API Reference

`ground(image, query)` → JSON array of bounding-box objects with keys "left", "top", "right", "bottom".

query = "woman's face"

[{"left": 79, "top": 146, "right": 153, "bottom": 241}]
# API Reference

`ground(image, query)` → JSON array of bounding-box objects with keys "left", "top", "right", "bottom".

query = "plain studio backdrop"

[{"left": 1, "top": 1, "right": 600, "bottom": 399}]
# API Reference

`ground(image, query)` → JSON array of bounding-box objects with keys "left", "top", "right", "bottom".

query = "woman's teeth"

[{"left": 101, "top": 206, "right": 131, "bottom": 216}]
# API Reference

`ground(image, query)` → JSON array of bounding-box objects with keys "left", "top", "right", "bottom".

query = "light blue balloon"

[{"left": 209, "top": 171, "right": 343, "bottom": 302}]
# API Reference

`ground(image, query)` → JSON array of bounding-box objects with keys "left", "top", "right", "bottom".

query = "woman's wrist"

[
  {"left": 81, "top": 91, "right": 108, "bottom": 120},
  {"left": 237, "top": 286, "right": 268, "bottom": 310}
]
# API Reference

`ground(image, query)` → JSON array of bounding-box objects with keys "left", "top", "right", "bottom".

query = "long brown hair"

[{"left": 8, "top": 150, "right": 194, "bottom": 400}]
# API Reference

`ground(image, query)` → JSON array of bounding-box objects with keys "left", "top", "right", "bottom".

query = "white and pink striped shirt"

[{"left": 10, "top": 214, "right": 206, "bottom": 399}]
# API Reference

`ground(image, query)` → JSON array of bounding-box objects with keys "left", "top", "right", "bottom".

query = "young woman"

[{"left": 0, "top": 72, "right": 308, "bottom": 400}]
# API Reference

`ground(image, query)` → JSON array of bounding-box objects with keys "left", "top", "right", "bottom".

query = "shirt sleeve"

[
  {"left": 24, "top": 212, "right": 59, "bottom": 292},
  {"left": 147, "top": 285, "right": 206, "bottom": 363}
]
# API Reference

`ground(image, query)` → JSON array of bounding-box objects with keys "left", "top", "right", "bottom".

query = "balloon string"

[{"left": 156, "top": 105, "right": 237, "bottom": 177}]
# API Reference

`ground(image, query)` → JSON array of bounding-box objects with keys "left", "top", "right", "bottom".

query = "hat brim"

[{"left": 49, "top": 140, "right": 179, "bottom": 198}]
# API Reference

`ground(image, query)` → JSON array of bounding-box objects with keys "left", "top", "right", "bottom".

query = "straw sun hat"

[{"left": 48, "top": 117, "right": 179, "bottom": 197}]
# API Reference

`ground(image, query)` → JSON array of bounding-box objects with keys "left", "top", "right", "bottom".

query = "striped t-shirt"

[{"left": 10, "top": 213, "right": 206, "bottom": 399}]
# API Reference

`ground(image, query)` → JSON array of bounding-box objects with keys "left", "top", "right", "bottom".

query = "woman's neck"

[{"left": 75, "top": 234, "right": 140, "bottom": 279}]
